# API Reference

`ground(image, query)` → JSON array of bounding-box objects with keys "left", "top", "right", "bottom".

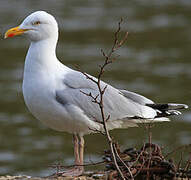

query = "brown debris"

[{"left": 104, "top": 143, "right": 191, "bottom": 179}]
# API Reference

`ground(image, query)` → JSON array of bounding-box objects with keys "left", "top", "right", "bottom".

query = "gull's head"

[{"left": 5, "top": 11, "right": 58, "bottom": 42}]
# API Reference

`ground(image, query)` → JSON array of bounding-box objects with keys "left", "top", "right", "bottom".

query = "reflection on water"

[{"left": 0, "top": 0, "right": 191, "bottom": 176}]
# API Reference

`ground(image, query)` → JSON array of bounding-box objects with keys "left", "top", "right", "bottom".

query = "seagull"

[{"left": 5, "top": 11, "right": 188, "bottom": 177}]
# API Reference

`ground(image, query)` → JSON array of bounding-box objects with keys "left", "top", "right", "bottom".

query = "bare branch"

[
  {"left": 80, "top": 90, "right": 100, "bottom": 104},
  {"left": 118, "top": 32, "right": 129, "bottom": 48},
  {"left": 113, "top": 143, "right": 134, "bottom": 179},
  {"left": 164, "top": 144, "right": 191, "bottom": 158},
  {"left": 78, "top": 18, "right": 129, "bottom": 179},
  {"left": 106, "top": 115, "right": 110, "bottom": 122},
  {"left": 88, "top": 127, "right": 106, "bottom": 135},
  {"left": 50, "top": 160, "right": 105, "bottom": 169}
]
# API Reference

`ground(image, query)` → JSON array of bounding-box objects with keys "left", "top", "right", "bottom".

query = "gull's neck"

[
  {"left": 23, "top": 35, "right": 71, "bottom": 86},
  {"left": 24, "top": 37, "right": 61, "bottom": 77},
  {"left": 27, "top": 38, "right": 57, "bottom": 65}
]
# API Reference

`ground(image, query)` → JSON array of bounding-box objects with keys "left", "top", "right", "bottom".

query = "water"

[{"left": 0, "top": 0, "right": 191, "bottom": 176}]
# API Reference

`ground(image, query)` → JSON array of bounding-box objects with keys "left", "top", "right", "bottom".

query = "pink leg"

[
  {"left": 74, "top": 134, "right": 80, "bottom": 165},
  {"left": 79, "top": 135, "right": 84, "bottom": 167},
  {"left": 61, "top": 134, "right": 84, "bottom": 177}
]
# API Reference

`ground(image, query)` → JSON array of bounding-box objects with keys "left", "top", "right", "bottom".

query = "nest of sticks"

[{"left": 104, "top": 143, "right": 191, "bottom": 179}]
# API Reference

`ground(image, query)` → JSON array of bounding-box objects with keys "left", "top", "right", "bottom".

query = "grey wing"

[
  {"left": 119, "top": 90, "right": 154, "bottom": 105},
  {"left": 119, "top": 90, "right": 188, "bottom": 117},
  {"left": 55, "top": 70, "right": 157, "bottom": 122}
]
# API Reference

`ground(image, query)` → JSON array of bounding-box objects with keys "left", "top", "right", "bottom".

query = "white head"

[{"left": 5, "top": 11, "right": 58, "bottom": 42}]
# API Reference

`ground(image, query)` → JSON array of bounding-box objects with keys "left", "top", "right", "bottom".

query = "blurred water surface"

[{"left": 0, "top": 0, "right": 191, "bottom": 176}]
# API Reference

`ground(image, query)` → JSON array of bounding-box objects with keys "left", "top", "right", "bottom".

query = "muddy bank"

[
  {"left": 0, "top": 171, "right": 106, "bottom": 180},
  {"left": 0, "top": 175, "right": 188, "bottom": 180}
]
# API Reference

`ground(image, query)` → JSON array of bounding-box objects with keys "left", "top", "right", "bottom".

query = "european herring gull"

[{"left": 5, "top": 11, "right": 188, "bottom": 176}]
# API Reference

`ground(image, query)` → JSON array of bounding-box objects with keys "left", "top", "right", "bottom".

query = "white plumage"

[{"left": 5, "top": 11, "right": 188, "bottom": 176}]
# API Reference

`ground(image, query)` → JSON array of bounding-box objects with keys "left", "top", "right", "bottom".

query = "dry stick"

[
  {"left": 146, "top": 124, "right": 153, "bottom": 180},
  {"left": 177, "top": 152, "right": 183, "bottom": 170},
  {"left": 165, "top": 144, "right": 191, "bottom": 158},
  {"left": 181, "top": 152, "right": 191, "bottom": 178},
  {"left": 184, "top": 152, "right": 191, "bottom": 172},
  {"left": 133, "top": 143, "right": 147, "bottom": 178},
  {"left": 79, "top": 18, "right": 129, "bottom": 180},
  {"left": 130, "top": 143, "right": 146, "bottom": 168},
  {"left": 148, "top": 124, "right": 152, "bottom": 145},
  {"left": 50, "top": 160, "right": 105, "bottom": 169},
  {"left": 95, "top": 20, "right": 127, "bottom": 180},
  {"left": 113, "top": 144, "right": 134, "bottom": 179}
]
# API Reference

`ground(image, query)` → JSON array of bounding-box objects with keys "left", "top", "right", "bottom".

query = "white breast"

[{"left": 22, "top": 40, "right": 68, "bottom": 131}]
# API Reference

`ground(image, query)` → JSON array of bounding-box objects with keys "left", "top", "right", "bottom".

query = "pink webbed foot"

[
  {"left": 60, "top": 166, "right": 84, "bottom": 177},
  {"left": 56, "top": 134, "right": 85, "bottom": 177}
]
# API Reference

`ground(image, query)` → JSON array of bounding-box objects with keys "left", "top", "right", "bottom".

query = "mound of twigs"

[{"left": 104, "top": 143, "right": 191, "bottom": 179}]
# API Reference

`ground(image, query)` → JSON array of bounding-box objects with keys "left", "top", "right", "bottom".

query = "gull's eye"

[{"left": 33, "top": 21, "right": 41, "bottom": 25}]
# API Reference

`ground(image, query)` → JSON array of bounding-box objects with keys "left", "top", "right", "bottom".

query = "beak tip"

[
  {"left": 4, "top": 31, "right": 10, "bottom": 39},
  {"left": 4, "top": 26, "right": 24, "bottom": 39}
]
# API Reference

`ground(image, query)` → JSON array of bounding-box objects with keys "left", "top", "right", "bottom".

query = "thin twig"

[
  {"left": 133, "top": 144, "right": 146, "bottom": 178},
  {"left": 130, "top": 143, "right": 146, "bottom": 168},
  {"left": 88, "top": 127, "right": 106, "bottom": 135},
  {"left": 50, "top": 160, "right": 105, "bottom": 169},
  {"left": 78, "top": 18, "right": 129, "bottom": 179},
  {"left": 165, "top": 144, "right": 191, "bottom": 158},
  {"left": 113, "top": 144, "right": 134, "bottom": 179},
  {"left": 146, "top": 124, "right": 152, "bottom": 180},
  {"left": 184, "top": 152, "right": 191, "bottom": 172},
  {"left": 177, "top": 152, "right": 183, "bottom": 170}
]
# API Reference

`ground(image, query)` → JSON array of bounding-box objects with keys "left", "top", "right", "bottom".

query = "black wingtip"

[
  {"left": 146, "top": 103, "right": 188, "bottom": 118},
  {"left": 146, "top": 103, "right": 188, "bottom": 111}
]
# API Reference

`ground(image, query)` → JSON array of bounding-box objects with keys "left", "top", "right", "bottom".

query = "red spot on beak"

[{"left": 8, "top": 33, "right": 15, "bottom": 38}]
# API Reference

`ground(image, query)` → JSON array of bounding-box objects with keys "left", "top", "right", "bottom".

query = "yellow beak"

[{"left": 4, "top": 26, "right": 28, "bottom": 39}]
